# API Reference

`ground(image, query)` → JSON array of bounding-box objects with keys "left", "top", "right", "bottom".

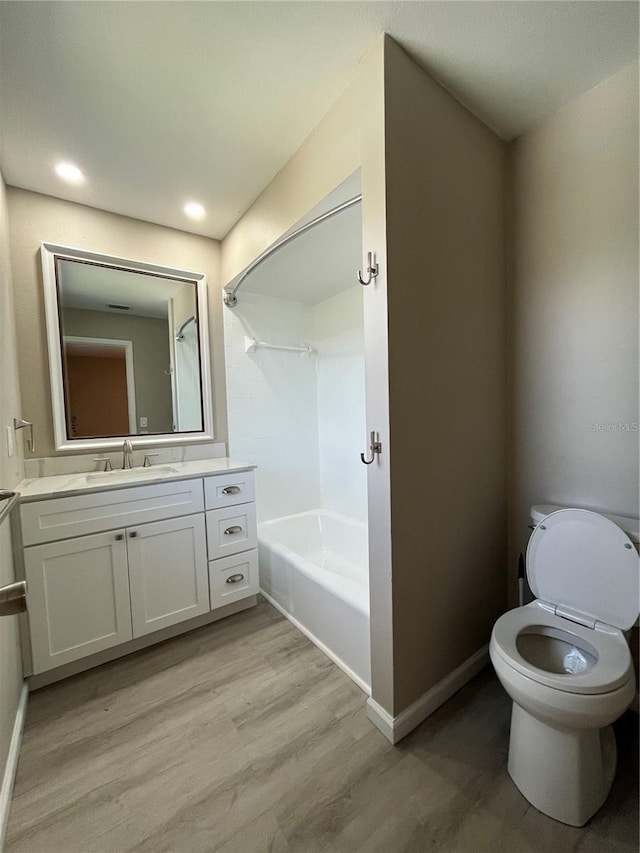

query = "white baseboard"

[
  {"left": 367, "top": 644, "right": 489, "bottom": 744},
  {"left": 260, "top": 589, "right": 371, "bottom": 695},
  {"left": 0, "top": 682, "right": 28, "bottom": 852}
]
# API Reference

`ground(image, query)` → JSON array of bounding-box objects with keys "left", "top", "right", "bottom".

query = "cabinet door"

[
  {"left": 24, "top": 530, "right": 132, "bottom": 673},
  {"left": 127, "top": 514, "right": 209, "bottom": 637}
]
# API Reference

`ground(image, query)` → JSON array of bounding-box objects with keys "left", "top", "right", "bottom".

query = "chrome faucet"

[{"left": 122, "top": 439, "right": 134, "bottom": 469}]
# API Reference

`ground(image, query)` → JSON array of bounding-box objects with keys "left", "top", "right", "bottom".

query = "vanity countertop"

[{"left": 17, "top": 457, "right": 257, "bottom": 502}]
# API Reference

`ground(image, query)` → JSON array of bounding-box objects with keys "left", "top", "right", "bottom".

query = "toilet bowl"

[{"left": 490, "top": 508, "right": 639, "bottom": 827}]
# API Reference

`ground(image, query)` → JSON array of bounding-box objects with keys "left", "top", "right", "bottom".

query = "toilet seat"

[
  {"left": 491, "top": 602, "right": 633, "bottom": 695},
  {"left": 526, "top": 509, "right": 639, "bottom": 631}
]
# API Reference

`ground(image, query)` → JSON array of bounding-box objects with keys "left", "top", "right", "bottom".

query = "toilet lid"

[{"left": 527, "top": 509, "right": 640, "bottom": 631}]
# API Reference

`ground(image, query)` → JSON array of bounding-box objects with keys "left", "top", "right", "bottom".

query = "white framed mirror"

[{"left": 41, "top": 242, "right": 214, "bottom": 451}]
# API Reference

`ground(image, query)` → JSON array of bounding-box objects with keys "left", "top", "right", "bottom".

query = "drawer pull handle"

[
  {"left": 226, "top": 573, "right": 245, "bottom": 584},
  {"left": 222, "top": 486, "right": 241, "bottom": 495},
  {"left": 115, "top": 534, "right": 124, "bottom": 541},
  {"left": 129, "top": 531, "right": 138, "bottom": 538},
  {"left": 224, "top": 525, "right": 243, "bottom": 536}
]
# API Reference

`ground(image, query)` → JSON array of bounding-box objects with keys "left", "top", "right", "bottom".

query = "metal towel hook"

[
  {"left": 360, "top": 430, "right": 382, "bottom": 465},
  {"left": 357, "top": 251, "right": 379, "bottom": 286}
]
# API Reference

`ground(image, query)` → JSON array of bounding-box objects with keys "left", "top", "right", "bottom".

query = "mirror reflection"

[{"left": 56, "top": 258, "right": 204, "bottom": 439}]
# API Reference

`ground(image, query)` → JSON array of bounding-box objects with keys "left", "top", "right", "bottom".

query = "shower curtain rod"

[
  {"left": 223, "top": 193, "right": 362, "bottom": 307},
  {"left": 175, "top": 315, "right": 195, "bottom": 341}
]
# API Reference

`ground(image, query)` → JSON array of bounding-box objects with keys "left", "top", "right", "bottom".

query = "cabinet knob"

[
  {"left": 115, "top": 534, "right": 124, "bottom": 541},
  {"left": 223, "top": 525, "right": 243, "bottom": 536},
  {"left": 225, "top": 574, "right": 245, "bottom": 584},
  {"left": 129, "top": 531, "right": 138, "bottom": 538},
  {"left": 222, "top": 486, "right": 241, "bottom": 495}
]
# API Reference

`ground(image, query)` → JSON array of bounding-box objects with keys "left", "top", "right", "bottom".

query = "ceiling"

[
  {"left": 59, "top": 259, "right": 191, "bottom": 319},
  {"left": 0, "top": 2, "right": 637, "bottom": 241}
]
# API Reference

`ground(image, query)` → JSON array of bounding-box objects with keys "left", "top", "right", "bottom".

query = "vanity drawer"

[
  {"left": 21, "top": 479, "right": 205, "bottom": 546},
  {"left": 209, "top": 550, "right": 259, "bottom": 609},
  {"left": 204, "top": 471, "right": 255, "bottom": 510},
  {"left": 206, "top": 504, "right": 257, "bottom": 560}
]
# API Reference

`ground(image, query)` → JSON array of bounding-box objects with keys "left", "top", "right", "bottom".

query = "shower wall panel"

[
  {"left": 315, "top": 287, "right": 367, "bottom": 523},
  {"left": 224, "top": 292, "right": 320, "bottom": 522}
]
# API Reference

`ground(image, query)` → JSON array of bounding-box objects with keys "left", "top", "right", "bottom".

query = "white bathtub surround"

[
  {"left": 224, "top": 292, "right": 321, "bottom": 522},
  {"left": 224, "top": 287, "right": 366, "bottom": 524},
  {"left": 23, "top": 441, "right": 227, "bottom": 479},
  {"left": 258, "top": 510, "right": 370, "bottom": 691},
  {"left": 315, "top": 288, "right": 367, "bottom": 523}
]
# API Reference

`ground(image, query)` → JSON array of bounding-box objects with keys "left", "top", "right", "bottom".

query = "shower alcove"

[{"left": 222, "top": 174, "right": 371, "bottom": 689}]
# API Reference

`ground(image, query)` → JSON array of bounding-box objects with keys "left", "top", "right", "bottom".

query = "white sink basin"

[{"left": 85, "top": 465, "right": 179, "bottom": 483}]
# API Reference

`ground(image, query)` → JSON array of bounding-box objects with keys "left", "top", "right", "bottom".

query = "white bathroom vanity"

[{"left": 14, "top": 459, "right": 257, "bottom": 685}]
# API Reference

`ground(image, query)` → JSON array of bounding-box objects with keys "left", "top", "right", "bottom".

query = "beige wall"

[
  {"left": 63, "top": 308, "right": 174, "bottom": 435},
  {"left": 508, "top": 61, "right": 639, "bottom": 604},
  {"left": 172, "top": 281, "right": 196, "bottom": 328},
  {"left": 221, "top": 52, "right": 365, "bottom": 286},
  {"left": 383, "top": 39, "right": 507, "bottom": 711},
  {"left": 0, "top": 169, "right": 24, "bottom": 811},
  {"left": 7, "top": 189, "right": 225, "bottom": 457},
  {"left": 0, "top": 180, "right": 24, "bottom": 488}
]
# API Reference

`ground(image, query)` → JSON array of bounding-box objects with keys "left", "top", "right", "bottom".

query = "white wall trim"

[
  {"left": 0, "top": 682, "right": 28, "bottom": 851},
  {"left": 366, "top": 696, "right": 396, "bottom": 742},
  {"left": 367, "top": 644, "right": 489, "bottom": 744}
]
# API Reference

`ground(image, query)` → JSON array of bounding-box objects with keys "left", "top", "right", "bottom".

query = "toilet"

[{"left": 490, "top": 506, "right": 639, "bottom": 827}]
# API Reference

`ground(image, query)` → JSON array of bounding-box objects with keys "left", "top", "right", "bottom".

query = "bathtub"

[{"left": 258, "top": 509, "right": 370, "bottom": 692}]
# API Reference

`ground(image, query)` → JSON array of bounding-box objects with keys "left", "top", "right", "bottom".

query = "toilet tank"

[{"left": 530, "top": 504, "right": 639, "bottom": 546}]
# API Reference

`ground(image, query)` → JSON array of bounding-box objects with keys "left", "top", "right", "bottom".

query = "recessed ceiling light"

[
  {"left": 54, "top": 162, "right": 84, "bottom": 183},
  {"left": 184, "top": 202, "right": 205, "bottom": 219}
]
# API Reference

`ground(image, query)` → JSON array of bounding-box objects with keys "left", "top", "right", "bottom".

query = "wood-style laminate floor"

[{"left": 6, "top": 597, "right": 639, "bottom": 853}]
